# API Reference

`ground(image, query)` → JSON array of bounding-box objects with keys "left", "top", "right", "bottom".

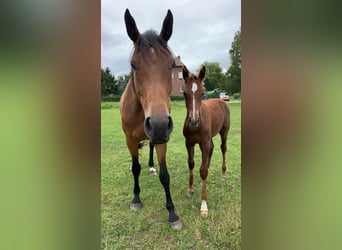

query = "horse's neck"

[{"left": 126, "top": 80, "right": 143, "bottom": 111}]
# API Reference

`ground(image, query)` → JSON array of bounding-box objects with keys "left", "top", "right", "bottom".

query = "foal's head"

[
  {"left": 182, "top": 65, "right": 206, "bottom": 128},
  {"left": 124, "top": 9, "right": 175, "bottom": 144}
]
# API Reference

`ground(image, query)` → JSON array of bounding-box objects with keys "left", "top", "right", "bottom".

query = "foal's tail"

[{"left": 138, "top": 140, "right": 149, "bottom": 149}]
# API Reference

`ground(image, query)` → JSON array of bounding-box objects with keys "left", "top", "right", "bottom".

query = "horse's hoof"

[
  {"left": 200, "top": 210, "right": 209, "bottom": 216},
  {"left": 169, "top": 219, "right": 182, "bottom": 230},
  {"left": 130, "top": 203, "right": 142, "bottom": 210},
  {"left": 187, "top": 190, "right": 193, "bottom": 196},
  {"left": 221, "top": 175, "right": 227, "bottom": 180},
  {"left": 149, "top": 167, "right": 157, "bottom": 176}
]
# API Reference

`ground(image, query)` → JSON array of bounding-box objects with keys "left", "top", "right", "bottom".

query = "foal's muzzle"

[
  {"left": 144, "top": 115, "right": 173, "bottom": 144},
  {"left": 189, "top": 116, "right": 200, "bottom": 128}
]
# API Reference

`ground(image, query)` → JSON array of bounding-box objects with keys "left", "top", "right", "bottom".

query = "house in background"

[{"left": 171, "top": 55, "right": 184, "bottom": 96}]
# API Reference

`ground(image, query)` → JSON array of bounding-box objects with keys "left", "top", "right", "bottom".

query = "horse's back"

[{"left": 203, "top": 98, "right": 230, "bottom": 134}]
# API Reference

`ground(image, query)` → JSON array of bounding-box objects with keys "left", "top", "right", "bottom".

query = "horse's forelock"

[{"left": 132, "top": 30, "right": 173, "bottom": 61}]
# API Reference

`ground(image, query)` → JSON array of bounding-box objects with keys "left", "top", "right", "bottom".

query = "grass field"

[{"left": 101, "top": 101, "right": 241, "bottom": 249}]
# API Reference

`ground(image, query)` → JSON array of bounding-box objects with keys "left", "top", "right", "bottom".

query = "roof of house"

[{"left": 174, "top": 55, "right": 184, "bottom": 67}]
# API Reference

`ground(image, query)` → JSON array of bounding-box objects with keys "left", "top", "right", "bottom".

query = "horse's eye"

[
  {"left": 131, "top": 63, "right": 137, "bottom": 70},
  {"left": 169, "top": 61, "right": 176, "bottom": 70}
]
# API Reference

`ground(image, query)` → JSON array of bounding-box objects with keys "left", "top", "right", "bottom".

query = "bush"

[
  {"left": 233, "top": 93, "right": 241, "bottom": 99},
  {"left": 207, "top": 92, "right": 219, "bottom": 99}
]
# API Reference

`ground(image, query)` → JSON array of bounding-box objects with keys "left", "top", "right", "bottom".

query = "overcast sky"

[{"left": 101, "top": 0, "right": 240, "bottom": 76}]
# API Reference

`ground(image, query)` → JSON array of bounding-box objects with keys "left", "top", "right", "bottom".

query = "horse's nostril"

[
  {"left": 167, "top": 116, "right": 173, "bottom": 132},
  {"left": 145, "top": 117, "right": 152, "bottom": 133}
]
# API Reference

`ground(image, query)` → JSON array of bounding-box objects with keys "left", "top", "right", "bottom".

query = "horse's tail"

[{"left": 138, "top": 140, "right": 149, "bottom": 149}]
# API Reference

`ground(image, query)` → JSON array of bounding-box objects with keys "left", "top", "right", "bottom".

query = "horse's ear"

[
  {"left": 199, "top": 66, "right": 206, "bottom": 80},
  {"left": 124, "top": 9, "right": 140, "bottom": 43},
  {"left": 160, "top": 10, "right": 173, "bottom": 42},
  {"left": 183, "top": 65, "right": 189, "bottom": 79}
]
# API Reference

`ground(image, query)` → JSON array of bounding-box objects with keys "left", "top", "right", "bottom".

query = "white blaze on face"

[{"left": 191, "top": 83, "right": 198, "bottom": 118}]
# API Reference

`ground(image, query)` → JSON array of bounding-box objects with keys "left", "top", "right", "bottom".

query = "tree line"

[{"left": 102, "top": 28, "right": 241, "bottom": 98}]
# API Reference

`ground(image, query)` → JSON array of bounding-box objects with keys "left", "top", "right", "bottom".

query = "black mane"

[{"left": 134, "top": 30, "right": 172, "bottom": 57}]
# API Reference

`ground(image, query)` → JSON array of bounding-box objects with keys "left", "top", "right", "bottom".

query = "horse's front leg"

[
  {"left": 125, "top": 136, "right": 142, "bottom": 209},
  {"left": 155, "top": 143, "right": 182, "bottom": 230},
  {"left": 199, "top": 140, "right": 211, "bottom": 216},
  {"left": 186, "top": 140, "right": 195, "bottom": 196}
]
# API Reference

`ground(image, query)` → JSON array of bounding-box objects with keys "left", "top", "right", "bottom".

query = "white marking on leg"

[
  {"left": 149, "top": 167, "right": 157, "bottom": 176},
  {"left": 200, "top": 200, "right": 208, "bottom": 212},
  {"left": 191, "top": 83, "right": 198, "bottom": 118}
]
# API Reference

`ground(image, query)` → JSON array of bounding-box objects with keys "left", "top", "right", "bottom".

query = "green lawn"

[{"left": 101, "top": 101, "right": 241, "bottom": 249}]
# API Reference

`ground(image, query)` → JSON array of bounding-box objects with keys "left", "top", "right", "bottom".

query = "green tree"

[
  {"left": 116, "top": 73, "right": 130, "bottom": 95},
  {"left": 226, "top": 28, "right": 241, "bottom": 95},
  {"left": 198, "top": 62, "right": 226, "bottom": 91},
  {"left": 101, "top": 67, "right": 118, "bottom": 97}
]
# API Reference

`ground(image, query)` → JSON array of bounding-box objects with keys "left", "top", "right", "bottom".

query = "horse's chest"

[{"left": 183, "top": 127, "right": 205, "bottom": 143}]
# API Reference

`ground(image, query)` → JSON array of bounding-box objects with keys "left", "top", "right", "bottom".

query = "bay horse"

[
  {"left": 120, "top": 9, "right": 182, "bottom": 230},
  {"left": 182, "top": 65, "right": 230, "bottom": 216}
]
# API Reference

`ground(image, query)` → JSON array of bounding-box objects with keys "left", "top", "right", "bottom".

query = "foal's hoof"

[
  {"left": 200, "top": 210, "right": 209, "bottom": 216},
  {"left": 130, "top": 202, "right": 142, "bottom": 210},
  {"left": 169, "top": 219, "right": 182, "bottom": 230}
]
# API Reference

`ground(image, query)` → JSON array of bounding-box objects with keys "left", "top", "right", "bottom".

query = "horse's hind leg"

[
  {"left": 155, "top": 144, "right": 182, "bottom": 230},
  {"left": 148, "top": 142, "right": 157, "bottom": 176},
  {"left": 220, "top": 127, "right": 228, "bottom": 179}
]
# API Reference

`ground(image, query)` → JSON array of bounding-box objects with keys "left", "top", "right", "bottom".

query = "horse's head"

[
  {"left": 182, "top": 65, "right": 206, "bottom": 128},
  {"left": 124, "top": 9, "right": 175, "bottom": 144}
]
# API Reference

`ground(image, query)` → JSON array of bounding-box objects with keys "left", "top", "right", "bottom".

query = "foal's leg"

[
  {"left": 208, "top": 139, "right": 214, "bottom": 170},
  {"left": 155, "top": 144, "right": 182, "bottom": 230},
  {"left": 186, "top": 140, "right": 195, "bottom": 196},
  {"left": 126, "top": 136, "right": 142, "bottom": 209},
  {"left": 199, "top": 140, "right": 211, "bottom": 216},
  {"left": 148, "top": 142, "right": 157, "bottom": 176},
  {"left": 220, "top": 128, "right": 229, "bottom": 179}
]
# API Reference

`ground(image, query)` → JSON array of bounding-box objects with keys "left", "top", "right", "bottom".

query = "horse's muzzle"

[
  {"left": 189, "top": 116, "right": 200, "bottom": 128},
  {"left": 144, "top": 115, "right": 173, "bottom": 144}
]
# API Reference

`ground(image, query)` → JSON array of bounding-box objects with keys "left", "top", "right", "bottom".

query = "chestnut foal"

[{"left": 182, "top": 65, "right": 230, "bottom": 216}]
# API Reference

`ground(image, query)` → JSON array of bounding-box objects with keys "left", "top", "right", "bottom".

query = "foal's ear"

[
  {"left": 160, "top": 10, "right": 173, "bottom": 42},
  {"left": 183, "top": 65, "right": 189, "bottom": 79},
  {"left": 124, "top": 9, "right": 140, "bottom": 43},
  {"left": 199, "top": 66, "right": 206, "bottom": 80}
]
